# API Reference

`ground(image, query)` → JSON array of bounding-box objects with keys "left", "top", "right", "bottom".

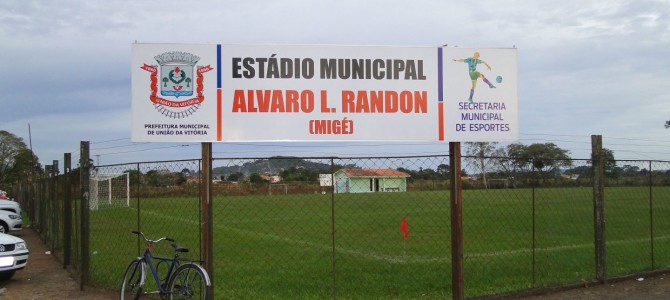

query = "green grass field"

[{"left": 88, "top": 186, "right": 670, "bottom": 299}]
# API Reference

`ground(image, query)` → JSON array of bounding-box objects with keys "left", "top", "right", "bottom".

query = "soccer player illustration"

[{"left": 453, "top": 52, "right": 496, "bottom": 102}]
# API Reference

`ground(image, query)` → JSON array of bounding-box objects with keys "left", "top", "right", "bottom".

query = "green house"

[{"left": 334, "top": 168, "right": 410, "bottom": 194}]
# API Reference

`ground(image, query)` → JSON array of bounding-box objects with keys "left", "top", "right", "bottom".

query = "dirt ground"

[
  {"left": 0, "top": 228, "right": 116, "bottom": 299},
  {"left": 519, "top": 274, "right": 670, "bottom": 300},
  {"left": 1, "top": 228, "right": 670, "bottom": 299}
]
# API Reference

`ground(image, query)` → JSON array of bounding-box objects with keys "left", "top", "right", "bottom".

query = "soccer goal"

[
  {"left": 268, "top": 183, "right": 288, "bottom": 195},
  {"left": 90, "top": 173, "right": 130, "bottom": 210},
  {"left": 487, "top": 178, "right": 510, "bottom": 189}
]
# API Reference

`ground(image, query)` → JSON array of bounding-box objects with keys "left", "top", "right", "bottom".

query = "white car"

[
  {"left": 0, "top": 210, "right": 22, "bottom": 234},
  {"left": 0, "top": 233, "right": 28, "bottom": 280},
  {"left": 0, "top": 200, "right": 21, "bottom": 215}
]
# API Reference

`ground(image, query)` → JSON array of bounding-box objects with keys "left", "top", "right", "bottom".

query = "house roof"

[{"left": 337, "top": 168, "right": 410, "bottom": 178}]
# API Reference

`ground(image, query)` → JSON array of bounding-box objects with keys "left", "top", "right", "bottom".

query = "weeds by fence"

[{"left": 12, "top": 150, "right": 670, "bottom": 299}]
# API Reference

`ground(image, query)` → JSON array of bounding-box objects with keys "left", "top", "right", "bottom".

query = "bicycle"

[{"left": 120, "top": 231, "right": 211, "bottom": 299}]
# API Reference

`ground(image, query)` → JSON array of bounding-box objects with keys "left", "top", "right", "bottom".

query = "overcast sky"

[{"left": 2, "top": 0, "right": 670, "bottom": 168}]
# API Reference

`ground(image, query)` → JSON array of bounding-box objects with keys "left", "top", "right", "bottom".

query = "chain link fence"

[{"left": 12, "top": 153, "right": 670, "bottom": 299}]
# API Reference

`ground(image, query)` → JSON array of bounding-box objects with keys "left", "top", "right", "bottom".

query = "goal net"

[
  {"left": 90, "top": 173, "right": 130, "bottom": 210},
  {"left": 268, "top": 183, "right": 288, "bottom": 195},
  {"left": 487, "top": 178, "right": 510, "bottom": 189}
]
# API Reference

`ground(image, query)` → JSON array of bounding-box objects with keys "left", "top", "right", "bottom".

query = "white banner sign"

[
  {"left": 131, "top": 44, "right": 517, "bottom": 142},
  {"left": 319, "top": 174, "right": 333, "bottom": 187}
]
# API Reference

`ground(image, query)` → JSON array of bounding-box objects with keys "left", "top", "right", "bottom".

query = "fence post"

[
  {"left": 136, "top": 163, "right": 141, "bottom": 255},
  {"left": 51, "top": 160, "right": 58, "bottom": 253},
  {"left": 80, "top": 141, "right": 91, "bottom": 290},
  {"left": 591, "top": 135, "right": 606, "bottom": 282},
  {"left": 330, "top": 158, "right": 338, "bottom": 300},
  {"left": 201, "top": 143, "right": 214, "bottom": 299},
  {"left": 648, "top": 160, "right": 654, "bottom": 269},
  {"left": 449, "top": 142, "right": 464, "bottom": 300},
  {"left": 531, "top": 162, "right": 537, "bottom": 287},
  {"left": 38, "top": 170, "right": 45, "bottom": 234},
  {"left": 64, "top": 153, "right": 72, "bottom": 268}
]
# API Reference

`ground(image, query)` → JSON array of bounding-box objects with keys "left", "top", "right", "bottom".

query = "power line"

[
  {"left": 92, "top": 142, "right": 150, "bottom": 151},
  {"left": 521, "top": 133, "right": 670, "bottom": 144},
  {"left": 75, "top": 132, "right": 670, "bottom": 162},
  {"left": 90, "top": 138, "right": 131, "bottom": 144},
  {"left": 95, "top": 144, "right": 193, "bottom": 157}
]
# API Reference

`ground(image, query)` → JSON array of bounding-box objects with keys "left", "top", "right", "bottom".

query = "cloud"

[
  {"left": 2, "top": 0, "right": 670, "bottom": 165},
  {"left": 5, "top": 108, "right": 129, "bottom": 163}
]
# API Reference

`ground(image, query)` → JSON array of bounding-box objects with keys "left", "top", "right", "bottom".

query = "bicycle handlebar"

[{"left": 132, "top": 231, "right": 175, "bottom": 243}]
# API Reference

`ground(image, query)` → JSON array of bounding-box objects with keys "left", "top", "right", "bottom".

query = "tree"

[
  {"left": 506, "top": 143, "right": 572, "bottom": 176},
  {"left": 248, "top": 173, "right": 267, "bottom": 184},
  {"left": 436, "top": 164, "right": 450, "bottom": 177},
  {"left": 465, "top": 142, "right": 502, "bottom": 189},
  {"left": 590, "top": 148, "right": 620, "bottom": 179},
  {"left": 0, "top": 130, "right": 39, "bottom": 187},
  {"left": 394, "top": 166, "right": 450, "bottom": 181},
  {"left": 602, "top": 148, "right": 616, "bottom": 172},
  {"left": 174, "top": 171, "right": 187, "bottom": 185},
  {"left": 8, "top": 148, "right": 39, "bottom": 182},
  {"left": 564, "top": 165, "right": 591, "bottom": 177},
  {"left": 144, "top": 169, "right": 176, "bottom": 187},
  {"left": 280, "top": 167, "right": 318, "bottom": 182},
  {"left": 622, "top": 164, "right": 641, "bottom": 176},
  {"left": 416, "top": 167, "right": 439, "bottom": 180},
  {"left": 124, "top": 169, "right": 141, "bottom": 186},
  {"left": 227, "top": 172, "right": 244, "bottom": 182}
]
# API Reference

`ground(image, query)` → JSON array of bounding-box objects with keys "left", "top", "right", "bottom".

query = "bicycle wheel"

[
  {"left": 167, "top": 263, "right": 211, "bottom": 300},
  {"left": 120, "top": 259, "right": 146, "bottom": 300}
]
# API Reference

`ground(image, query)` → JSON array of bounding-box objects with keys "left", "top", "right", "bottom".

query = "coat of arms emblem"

[{"left": 141, "top": 51, "right": 213, "bottom": 118}]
